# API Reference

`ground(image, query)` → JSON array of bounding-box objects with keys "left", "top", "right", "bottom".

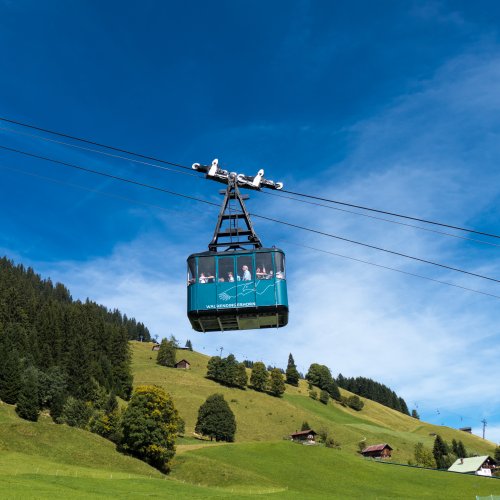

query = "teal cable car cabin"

[
  {"left": 186, "top": 160, "right": 289, "bottom": 332},
  {"left": 187, "top": 248, "right": 289, "bottom": 332}
]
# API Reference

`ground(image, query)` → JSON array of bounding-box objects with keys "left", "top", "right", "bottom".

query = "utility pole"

[
  {"left": 219, "top": 346, "right": 224, "bottom": 357},
  {"left": 481, "top": 419, "right": 487, "bottom": 439}
]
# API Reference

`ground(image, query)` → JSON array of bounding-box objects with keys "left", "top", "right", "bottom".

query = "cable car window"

[
  {"left": 255, "top": 253, "right": 272, "bottom": 279},
  {"left": 187, "top": 258, "right": 196, "bottom": 285},
  {"left": 198, "top": 256, "right": 215, "bottom": 283},
  {"left": 218, "top": 257, "right": 235, "bottom": 283},
  {"left": 274, "top": 253, "right": 286, "bottom": 280},
  {"left": 237, "top": 255, "right": 253, "bottom": 281}
]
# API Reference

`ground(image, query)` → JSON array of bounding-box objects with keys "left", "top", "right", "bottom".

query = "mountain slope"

[{"left": 132, "top": 341, "right": 496, "bottom": 463}]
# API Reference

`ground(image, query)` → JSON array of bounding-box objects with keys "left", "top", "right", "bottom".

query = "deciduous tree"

[
  {"left": 120, "top": 385, "right": 180, "bottom": 472},
  {"left": 195, "top": 393, "right": 236, "bottom": 442},
  {"left": 414, "top": 442, "right": 436, "bottom": 468},
  {"left": 250, "top": 362, "right": 269, "bottom": 392},
  {"left": 156, "top": 338, "right": 176, "bottom": 367},
  {"left": 268, "top": 368, "right": 285, "bottom": 397}
]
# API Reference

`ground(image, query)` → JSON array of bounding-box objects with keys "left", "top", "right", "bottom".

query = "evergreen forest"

[
  {"left": 336, "top": 374, "right": 410, "bottom": 415},
  {"left": 0, "top": 256, "right": 150, "bottom": 413}
]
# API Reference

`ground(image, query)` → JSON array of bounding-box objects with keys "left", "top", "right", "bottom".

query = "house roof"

[
  {"left": 361, "top": 443, "right": 393, "bottom": 453},
  {"left": 290, "top": 429, "right": 317, "bottom": 438},
  {"left": 448, "top": 456, "right": 494, "bottom": 473},
  {"left": 175, "top": 359, "right": 190, "bottom": 366}
]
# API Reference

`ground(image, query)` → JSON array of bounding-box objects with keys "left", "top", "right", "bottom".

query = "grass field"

[{"left": 0, "top": 341, "right": 498, "bottom": 498}]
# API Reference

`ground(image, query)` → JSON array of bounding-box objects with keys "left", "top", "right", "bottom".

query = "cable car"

[{"left": 187, "top": 160, "right": 289, "bottom": 332}]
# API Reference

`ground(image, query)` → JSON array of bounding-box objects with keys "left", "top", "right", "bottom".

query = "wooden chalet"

[
  {"left": 151, "top": 343, "right": 160, "bottom": 351},
  {"left": 361, "top": 443, "right": 393, "bottom": 459},
  {"left": 175, "top": 359, "right": 191, "bottom": 369},
  {"left": 290, "top": 429, "right": 317, "bottom": 444}
]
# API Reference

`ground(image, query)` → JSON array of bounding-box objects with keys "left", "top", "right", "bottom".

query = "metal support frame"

[{"left": 208, "top": 176, "right": 263, "bottom": 252}]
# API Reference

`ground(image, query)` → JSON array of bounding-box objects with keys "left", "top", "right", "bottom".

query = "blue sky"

[{"left": 1, "top": 1, "right": 500, "bottom": 444}]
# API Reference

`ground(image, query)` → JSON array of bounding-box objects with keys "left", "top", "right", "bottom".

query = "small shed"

[
  {"left": 175, "top": 359, "right": 191, "bottom": 369},
  {"left": 151, "top": 343, "right": 160, "bottom": 351},
  {"left": 290, "top": 429, "right": 317, "bottom": 444},
  {"left": 361, "top": 443, "right": 393, "bottom": 459},
  {"left": 448, "top": 456, "right": 497, "bottom": 476},
  {"left": 459, "top": 426, "right": 472, "bottom": 434}
]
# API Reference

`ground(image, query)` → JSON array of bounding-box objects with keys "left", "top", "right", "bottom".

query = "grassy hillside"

[
  {"left": 171, "top": 441, "right": 500, "bottom": 499},
  {"left": 0, "top": 341, "right": 498, "bottom": 499},
  {"left": 1, "top": 400, "right": 499, "bottom": 499},
  {"left": 132, "top": 342, "right": 496, "bottom": 463}
]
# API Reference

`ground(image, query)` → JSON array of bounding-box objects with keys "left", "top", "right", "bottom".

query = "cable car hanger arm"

[{"left": 192, "top": 159, "right": 283, "bottom": 191}]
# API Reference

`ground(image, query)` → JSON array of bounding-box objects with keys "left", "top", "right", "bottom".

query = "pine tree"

[
  {"left": 250, "top": 362, "right": 269, "bottom": 392},
  {"left": 411, "top": 409, "right": 420, "bottom": 419},
  {"left": 301, "top": 421, "right": 310, "bottom": 431},
  {"left": 456, "top": 440, "right": 467, "bottom": 458},
  {"left": 185, "top": 340, "right": 193, "bottom": 351},
  {"left": 268, "top": 368, "right": 285, "bottom": 397},
  {"left": 285, "top": 353, "right": 299, "bottom": 386},
  {"left": 432, "top": 435, "right": 448, "bottom": 469},
  {"left": 156, "top": 338, "right": 176, "bottom": 367},
  {"left": 494, "top": 446, "right": 500, "bottom": 462},
  {"left": 0, "top": 348, "right": 22, "bottom": 404},
  {"left": 398, "top": 397, "right": 410, "bottom": 415},
  {"left": 15, "top": 367, "right": 40, "bottom": 421},
  {"left": 195, "top": 393, "right": 236, "bottom": 442}
]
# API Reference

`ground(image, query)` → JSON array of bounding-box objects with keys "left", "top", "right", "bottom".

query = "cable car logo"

[{"left": 217, "top": 282, "right": 274, "bottom": 302}]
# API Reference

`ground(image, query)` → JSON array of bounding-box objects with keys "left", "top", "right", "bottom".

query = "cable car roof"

[{"left": 187, "top": 247, "right": 285, "bottom": 260}]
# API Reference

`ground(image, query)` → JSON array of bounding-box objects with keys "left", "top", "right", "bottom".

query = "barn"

[
  {"left": 361, "top": 443, "right": 393, "bottom": 459},
  {"left": 175, "top": 359, "right": 191, "bottom": 369}
]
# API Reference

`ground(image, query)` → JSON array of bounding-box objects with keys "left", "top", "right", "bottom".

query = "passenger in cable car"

[
  {"left": 257, "top": 267, "right": 270, "bottom": 279},
  {"left": 241, "top": 265, "right": 251, "bottom": 280},
  {"left": 228, "top": 272, "right": 235, "bottom": 282},
  {"left": 199, "top": 272, "right": 215, "bottom": 283}
]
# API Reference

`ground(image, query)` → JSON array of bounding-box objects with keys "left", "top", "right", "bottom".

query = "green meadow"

[{"left": 0, "top": 341, "right": 498, "bottom": 499}]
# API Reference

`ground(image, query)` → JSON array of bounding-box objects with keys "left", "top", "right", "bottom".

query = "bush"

[
  {"left": 89, "top": 408, "right": 123, "bottom": 443},
  {"left": 319, "top": 390, "right": 329, "bottom": 405},
  {"left": 309, "top": 390, "right": 318, "bottom": 400},
  {"left": 325, "top": 437, "right": 341, "bottom": 449},
  {"left": 346, "top": 395, "right": 364, "bottom": 411}
]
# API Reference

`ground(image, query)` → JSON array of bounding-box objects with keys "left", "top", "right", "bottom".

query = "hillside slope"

[
  {"left": 132, "top": 341, "right": 496, "bottom": 463},
  {"left": 0, "top": 342, "right": 498, "bottom": 499}
]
